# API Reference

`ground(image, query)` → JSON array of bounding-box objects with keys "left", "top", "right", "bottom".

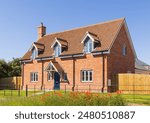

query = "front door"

[{"left": 54, "top": 72, "right": 60, "bottom": 90}]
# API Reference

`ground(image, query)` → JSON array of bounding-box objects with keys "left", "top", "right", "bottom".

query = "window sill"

[
  {"left": 30, "top": 81, "right": 38, "bottom": 82},
  {"left": 47, "top": 80, "right": 53, "bottom": 82},
  {"left": 61, "top": 80, "right": 69, "bottom": 83},
  {"left": 81, "top": 81, "right": 93, "bottom": 83}
]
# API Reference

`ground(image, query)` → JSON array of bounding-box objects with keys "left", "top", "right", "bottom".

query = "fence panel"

[
  {"left": 0, "top": 76, "right": 22, "bottom": 90},
  {"left": 114, "top": 74, "right": 150, "bottom": 94}
]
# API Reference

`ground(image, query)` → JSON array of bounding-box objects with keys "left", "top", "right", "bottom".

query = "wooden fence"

[
  {"left": 112, "top": 74, "right": 150, "bottom": 94},
  {"left": 0, "top": 76, "right": 22, "bottom": 89}
]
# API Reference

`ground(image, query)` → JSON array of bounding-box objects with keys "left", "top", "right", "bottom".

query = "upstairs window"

[
  {"left": 31, "top": 48, "right": 37, "bottom": 59},
  {"left": 122, "top": 44, "right": 127, "bottom": 56},
  {"left": 84, "top": 37, "right": 93, "bottom": 53},
  {"left": 51, "top": 38, "right": 68, "bottom": 57},
  {"left": 54, "top": 43, "right": 61, "bottom": 57}
]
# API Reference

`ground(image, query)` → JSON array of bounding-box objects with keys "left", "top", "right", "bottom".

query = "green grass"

[
  {"left": 122, "top": 94, "right": 150, "bottom": 105},
  {"left": 0, "top": 90, "right": 42, "bottom": 97},
  {"left": 0, "top": 90, "right": 150, "bottom": 106},
  {"left": 0, "top": 91, "right": 126, "bottom": 106}
]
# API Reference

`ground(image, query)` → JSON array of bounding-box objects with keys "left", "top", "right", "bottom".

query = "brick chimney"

[{"left": 37, "top": 22, "right": 46, "bottom": 39}]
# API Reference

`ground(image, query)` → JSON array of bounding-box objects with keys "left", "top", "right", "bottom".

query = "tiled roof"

[
  {"left": 54, "top": 38, "right": 68, "bottom": 48},
  {"left": 34, "top": 42, "right": 45, "bottom": 51},
  {"left": 22, "top": 18, "right": 124, "bottom": 60}
]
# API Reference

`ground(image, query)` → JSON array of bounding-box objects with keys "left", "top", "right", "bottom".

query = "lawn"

[
  {"left": 0, "top": 91, "right": 125, "bottom": 106},
  {"left": 0, "top": 90, "right": 43, "bottom": 97},
  {"left": 0, "top": 91, "right": 150, "bottom": 106},
  {"left": 122, "top": 94, "right": 150, "bottom": 106}
]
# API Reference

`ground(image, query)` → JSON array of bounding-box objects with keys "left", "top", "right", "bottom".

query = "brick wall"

[
  {"left": 23, "top": 54, "right": 107, "bottom": 92},
  {"left": 107, "top": 24, "right": 135, "bottom": 91}
]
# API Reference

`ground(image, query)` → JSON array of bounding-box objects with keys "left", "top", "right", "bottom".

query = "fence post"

[
  {"left": 18, "top": 84, "right": 21, "bottom": 96},
  {"left": 26, "top": 85, "right": 28, "bottom": 97}
]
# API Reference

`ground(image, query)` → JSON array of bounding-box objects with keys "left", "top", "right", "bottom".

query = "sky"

[{"left": 0, "top": 0, "right": 150, "bottom": 64}]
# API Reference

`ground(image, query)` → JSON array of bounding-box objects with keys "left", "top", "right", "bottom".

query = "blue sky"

[{"left": 0, "top": 0, "right": 150, "bottom": 64}]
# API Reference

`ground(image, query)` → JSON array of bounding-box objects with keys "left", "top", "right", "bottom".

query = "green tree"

[
  {"left": 0, "top": 59, "right": 10, "bottom": 78},
  {"left": 8, "top": 58, "right": 21, "bottom": 77},
  {"left": 0, "top": 58, "right": 21, "bottom": 78}
]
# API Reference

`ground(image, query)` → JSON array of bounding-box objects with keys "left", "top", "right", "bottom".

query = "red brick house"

[{"left": 21, "top": 18, "right": 136, "bottom": 92}]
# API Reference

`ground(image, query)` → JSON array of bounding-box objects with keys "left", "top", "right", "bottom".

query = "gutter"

[
  {"left": 21, "top": 63, "right": 24, "bottom": 89},
  {"left": 72, "top": 57, "right": 75, "bottom": 91},
  {"left": 101, "top": 52, "right": 105, "bottom": 93},
  {"left": 41, "top": 60, "right": 44, "bottom": 90}
]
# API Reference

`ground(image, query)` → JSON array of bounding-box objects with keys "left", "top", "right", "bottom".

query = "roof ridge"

[{"left": 44, "top": 17, "right": 125, "bottom": 37}]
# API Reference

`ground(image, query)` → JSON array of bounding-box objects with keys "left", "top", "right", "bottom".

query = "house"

[
  {"left": 135, "top": 59, "right": 150, "bottom": 74},
  {"left": 21, "top": 18, "right": 136, "bottom": 92}
]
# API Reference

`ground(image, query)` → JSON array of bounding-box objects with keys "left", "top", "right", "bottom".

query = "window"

[
  {"left": 64, "top": 73, "right": 67, "bottom": 81},
  {"left": 47, "top": 72, "right": 54, "bottom": 81},
  {"left": 54, "top": 43, "right": 61, "bottom": 57},
  {"left": 122, "top": 44, "right": 127, "bottom": 56},
  {"left": 31, "top": 48, "right": 37, "bottom": 59},
  {"left": 84, "top": 37, "right": 93, "bottom": 53},
  {"left": 81, "top": 70, "right": 93, "bottom": 82},
  {"left": 59, "top": 72, "right": 68, "bottom": 81},
  {"left": 30, "top": 72, "right": 38, "bottom": 82}
]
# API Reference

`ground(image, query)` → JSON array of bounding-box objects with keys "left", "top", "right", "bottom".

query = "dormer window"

[
  {"left": 84, "top": 37, "right": 93, "bottom": 53},
  {"left": 29, "top": 42, "right": 45, "bottom": 60},
  {"left": 81, "top": 31, "right": 100, "bottom": 54},
  {"left": 51, "top": 37, "right": 68, "bottom": 57},
  {"left": 32, "top": 48, "right": 37, "bottom": 59},
  {"left": 54, "top": 43, "right": 61, "bottom": 57}
]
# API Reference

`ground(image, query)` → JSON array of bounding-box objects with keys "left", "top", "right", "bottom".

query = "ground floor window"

[
  {"left": 59, "top": 72, "right": 68, "bottom": 81},
  {"left": 30, "top": 72, "right": 38, "bottom": 82},
  {"left": 81, "top": 70, "right": 93, "bottom": 82},
  {"left": 47, "top": 71, "right": 54, "bottom": 81}
]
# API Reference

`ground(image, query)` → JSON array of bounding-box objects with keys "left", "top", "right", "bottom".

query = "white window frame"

[
  {"left": 54, "top": 43, "right": 61, "bottom": 57},
  {"left": 84, "top": 37, "right": 93, "bottom": 53},
  {"left": 30, "top": 72, "right": 38, "bottom": 82},
  {"left": 81, "top": 70, "right": 93, "bottom": 82},
  {"left": 31, "top": 48, "right": 37, "bottom": 59}
]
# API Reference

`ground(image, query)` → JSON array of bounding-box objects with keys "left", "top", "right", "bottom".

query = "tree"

[
  {"left": 0, "top": 59, "right": 10, "bottom": 78},
  {"left": 0, "top": 58, "right": 21, "bottom": 78},
  {"left": 8, "top": 58, "right": 21, "bottom": 77}
]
